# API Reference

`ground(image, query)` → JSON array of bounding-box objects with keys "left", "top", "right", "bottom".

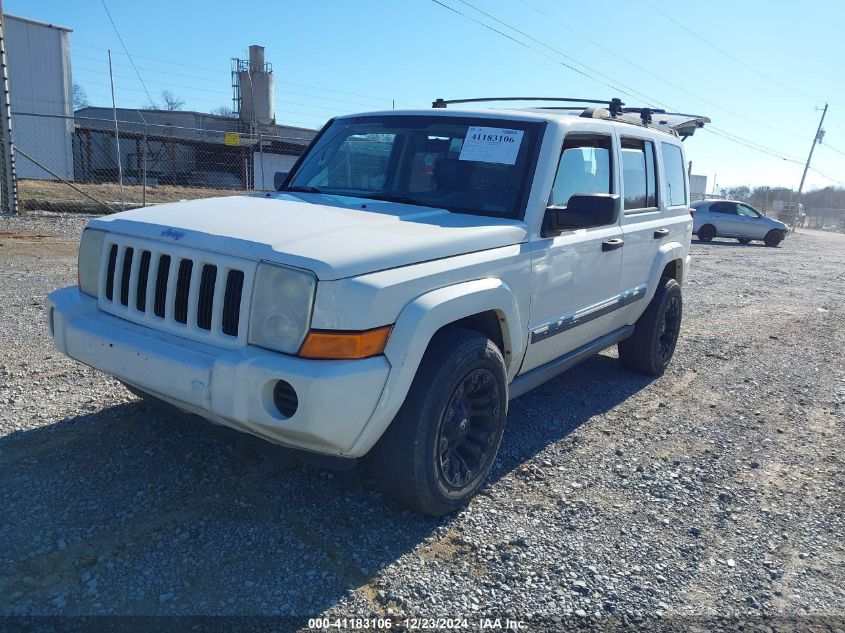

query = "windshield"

[{"left": 284, "top": 115, "right": 544, "bottom": 219}]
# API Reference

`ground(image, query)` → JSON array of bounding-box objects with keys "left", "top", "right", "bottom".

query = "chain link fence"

[{"left": 12, "top": 111, "right": 316, "bottom": 214}]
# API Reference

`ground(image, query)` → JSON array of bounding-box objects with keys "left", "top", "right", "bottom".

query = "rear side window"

[
  {"left": 710, "top": 202, "right": 736, "bottom": 214},
  {"left": 549, "top": 135, "right": 612, "bottom": 207},
  {"left": 621, "top": 138, "right": 657, "bottom": 210},
  {"left": 661, "top": 143, "right": 687, "bottom": 207}
]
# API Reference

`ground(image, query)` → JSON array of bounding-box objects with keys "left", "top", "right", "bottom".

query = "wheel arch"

[
  {"left": 346, "top": 277, "right": 524, "bottom": 457},
  {"left": 646, "top": 243, "right": 687, "bottom": 301}
]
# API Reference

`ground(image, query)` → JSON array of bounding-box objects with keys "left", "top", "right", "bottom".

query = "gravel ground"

[{"left": 1, "top": 212, "right": 843, "bottom": 631}]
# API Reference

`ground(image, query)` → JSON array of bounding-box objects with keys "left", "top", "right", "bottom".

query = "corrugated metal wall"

[{"left": 5, "top": 15, "right": 74, "bottom": 180}]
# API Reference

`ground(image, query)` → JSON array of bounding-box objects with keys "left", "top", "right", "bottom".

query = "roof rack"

[
  {"left": 430, "top": 96, "right": 710, "bottom": 139},
  {"left": 432, "top": 96, "right": 626, "bottom": 117}
]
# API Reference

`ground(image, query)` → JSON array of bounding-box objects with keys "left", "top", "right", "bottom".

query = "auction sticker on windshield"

[{"left": 459, "top": 126, "right": 524, "bottom": 165}]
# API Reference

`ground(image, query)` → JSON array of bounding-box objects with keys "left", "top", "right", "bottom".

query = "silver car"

[{"left": 691, "top": 200, "right": 788, "bottom": 247}]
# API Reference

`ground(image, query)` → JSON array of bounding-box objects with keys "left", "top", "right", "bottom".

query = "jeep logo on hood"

[{"left": 160, "top": 228, "right": 187, "bottom": 241}]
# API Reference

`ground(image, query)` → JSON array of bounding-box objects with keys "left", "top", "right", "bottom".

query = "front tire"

[
  {"left": 370, "top": 327, "right": 508, "bottom": 516},
  {"left": 698, "top": 224, "right": 716, "bottom": 242},
  {"left": 764, "top": 230, "right": 783, "bottom": 247},
  {"left": 618, "top": 277, "right": 683, "bottom": 375}
]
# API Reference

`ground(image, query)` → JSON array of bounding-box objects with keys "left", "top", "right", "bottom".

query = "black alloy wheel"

[{"left": 436, "top": 368, "right": 501, "bottom": 489}]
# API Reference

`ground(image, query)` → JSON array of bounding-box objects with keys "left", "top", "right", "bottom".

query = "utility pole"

[
  {"left": 794, "top": 102, "right": 828, "bottom": 232},
  {"left": 108, "top": 49, "right": 125, "bottom": 210},
  {"left": 0, "top": 3, "right": 17, "bottom": 213}
]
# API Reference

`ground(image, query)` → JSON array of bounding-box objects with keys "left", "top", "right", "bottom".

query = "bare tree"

[
  {"left": 211, "top": 105, "right": 236, "bottom": 118},
  {"left": 72, "top": 82, "right": 89, "bottom": 110},
  {"left": 160, "top": 90, "right": 185, "bottom": 111},
  {"left": 725, "top": 185, "right": 751, "bottom": 201}
]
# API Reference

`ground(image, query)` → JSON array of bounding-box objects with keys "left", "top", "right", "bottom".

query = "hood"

[{"left": 89, "top": 193, "right": 528, "bottom": 280}]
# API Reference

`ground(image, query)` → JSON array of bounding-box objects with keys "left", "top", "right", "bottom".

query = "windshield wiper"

[
  {"left": 357, "top": 193, "right": 441, "bottom": 209},
  {"left": 280, "top": 185, "right": 322, "bottom": 194}
]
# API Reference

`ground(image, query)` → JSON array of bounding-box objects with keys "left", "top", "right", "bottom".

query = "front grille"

[
  {"left": 99, "top": 237, "right": 253, "bottom": 346},
  {"left": 222, "top": 270, "right": 244, "bottom": 337}
]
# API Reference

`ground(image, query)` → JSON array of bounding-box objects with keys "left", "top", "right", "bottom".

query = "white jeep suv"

[{"left": 48, "top": 99, "right": 706, "bottom": 515}]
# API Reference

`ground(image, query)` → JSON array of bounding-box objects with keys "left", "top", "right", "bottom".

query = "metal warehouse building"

[
  {"left": 5, "top": 13, "right": 74, "bottom": 180},
  {"left": 73, "top": 107, "right": 316, "bottom": 191}
]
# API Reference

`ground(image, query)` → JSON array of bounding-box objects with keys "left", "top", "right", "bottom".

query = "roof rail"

[
  {"left": 431, "top": 96, "right": 710, "bottom": 139},
  {"left": 432, "top": 96, "right": 626, "bottom": 117}
]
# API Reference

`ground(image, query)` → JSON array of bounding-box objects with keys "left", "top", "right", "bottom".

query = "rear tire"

[
  {"left": 738, "top": 238, "right": 752, "bottom": 244},
  {"left": 764, "top": 230, "right": 783, "bottom": 247},
  {"left": 370, "top": 327, "right": 508, "bottom": 516},
  {"left": 618, "top": 277, "right": 683, "bottom": 375},
  {"left": 698, "top": 224, "right": 716, "bottom": 242}
]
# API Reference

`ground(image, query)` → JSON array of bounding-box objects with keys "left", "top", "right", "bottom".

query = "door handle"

[
  {"left": 602, "top": 238, "right": 624, "bottom": 252},
  {"left": 653, "top": 228, "right": 670, "bottom": 239}
]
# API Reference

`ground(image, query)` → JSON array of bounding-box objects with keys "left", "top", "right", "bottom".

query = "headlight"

[
  {"left": 78, "top": 228, "right": 106, "bottom": 296},
  {"left": 248, "top": 262, "right": 316, "bottom": 354}
]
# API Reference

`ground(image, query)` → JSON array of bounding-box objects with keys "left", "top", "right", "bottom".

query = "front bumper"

[{"left": 47, "top": 286, "right": 391, "bottom": 457}]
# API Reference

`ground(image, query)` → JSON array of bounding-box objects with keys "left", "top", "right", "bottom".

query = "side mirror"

[
  {"left": 543, "top": 193, "right": 619, "bottom": 236},
  {"left": 274, "top": 171, "right": 289, "bottom": 191}
]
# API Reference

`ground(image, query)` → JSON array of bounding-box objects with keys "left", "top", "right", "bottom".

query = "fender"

[
  {"left": 644, "top": 241, "right": 686, "bottom": 303},
  {"left": 345, "top": 277, "right": 524, "bottom": 457}
]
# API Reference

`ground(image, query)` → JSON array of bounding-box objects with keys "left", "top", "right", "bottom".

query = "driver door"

[
  {"left": 736, "top": 203, "right": 767, "bottom": 238},
  {"left": 521, "top": 132, "right": 625, "bottom": 373}
]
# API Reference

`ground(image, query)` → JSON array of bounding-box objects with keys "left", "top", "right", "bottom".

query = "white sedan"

[{"left": 692, "top": 200, "right": 788, "bottom": 247}]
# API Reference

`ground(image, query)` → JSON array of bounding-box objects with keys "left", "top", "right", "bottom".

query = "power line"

[
  {"left": 98, "top": 1, "right": 155, "bottom": 108},
  {"left": 428, "top": 0, "right": 651, "bottom": 104},
  {"left": 75, "top": 63, "right": 385, "bottom": 110},
  {"left": 703, "top": 128, "right": 804, "bottom": 164},
  {"left": 517, "top": 0, "right": 807, "bottom": 142},
  {"left": 820, "top": 143, "right": 845, "bottom": 158},
  {"left": 430, "top": 0, "right": 820, "bottom": 172},
  {"left": 653, "top": 6, "right": 820, "bottom": 103},
  {"left": 808, "top": 166, "right": 845, "bottom": 186},
  {"left": 75, "top": 43, "right": 414, "bottom": 107},
  {"left": 452, "top": 0, "right": 659, "bottom": 106}
]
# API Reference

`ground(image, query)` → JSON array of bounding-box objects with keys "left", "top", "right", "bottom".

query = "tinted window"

[
  {"left": 549, "top": 136, "right": 612, "bottom": 207},
  {"left": 661, "top": 143, "right": 687, "bottom": 206},
  {"left": 287, "top": 115, "right": 543, "bottom": 219},
  {"left": 710, "top": 202, "right": 736, "bottom": 214},
  {"left": 621, "top": 138, "right": 657, "bottom": 210}
]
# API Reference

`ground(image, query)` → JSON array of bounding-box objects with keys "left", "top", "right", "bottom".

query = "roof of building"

[
  {"left": 74, "top": 106, "right": 318, "bottom": 144},
  {"left": 4, "top": 13, "right": 73, "bottom": 32}
]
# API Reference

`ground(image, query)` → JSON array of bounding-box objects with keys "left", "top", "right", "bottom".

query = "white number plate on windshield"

[{"left": 459, "top": 126, "right": 524, "bottom": 165}]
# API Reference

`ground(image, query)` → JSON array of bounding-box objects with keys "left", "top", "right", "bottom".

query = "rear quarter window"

[{"left": 661, "top": 143, "right": 687, "bottom": 207}]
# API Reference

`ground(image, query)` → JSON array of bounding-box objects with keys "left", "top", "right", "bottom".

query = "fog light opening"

[{"left": 273, "top": 380, "right": 298, "bottom": 418}]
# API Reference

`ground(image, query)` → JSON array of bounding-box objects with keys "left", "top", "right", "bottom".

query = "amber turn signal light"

[{"left": 298, "top": 326, "right": 392, "bottom": 360}]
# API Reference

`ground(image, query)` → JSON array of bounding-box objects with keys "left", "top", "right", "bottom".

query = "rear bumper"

[{"left": 47, "top": 286, "right": 391, "bottom": 457}]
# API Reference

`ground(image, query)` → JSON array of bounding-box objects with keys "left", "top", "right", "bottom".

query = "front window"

[
  {"left": 285, "top": 115, "right": 544, "bottom": 219},
  {"left": 737, "top": 204, "right": 761, "bottom": 218},
  {"left": 549, "top": 135, "right": 612, "bottom": 206}
]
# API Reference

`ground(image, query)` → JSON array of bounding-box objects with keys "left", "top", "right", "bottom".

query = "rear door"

[
  {"left": 709, "top": 201, "right": 740, "bottom": 236},
  {"left": 521, "top": 131, "right": 624, "bottom": 373},
  {"left": 617, "top": 135, "right": 662, "bottom": 324}
]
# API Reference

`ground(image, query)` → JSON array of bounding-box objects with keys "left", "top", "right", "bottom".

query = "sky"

[{"left": 9, "top": 0, "right": 845, "bottom": 191}]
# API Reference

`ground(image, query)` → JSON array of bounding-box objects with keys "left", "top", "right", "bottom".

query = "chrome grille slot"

[{"left": 97, "top": 236, "right": 255, "bottom": 348}]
